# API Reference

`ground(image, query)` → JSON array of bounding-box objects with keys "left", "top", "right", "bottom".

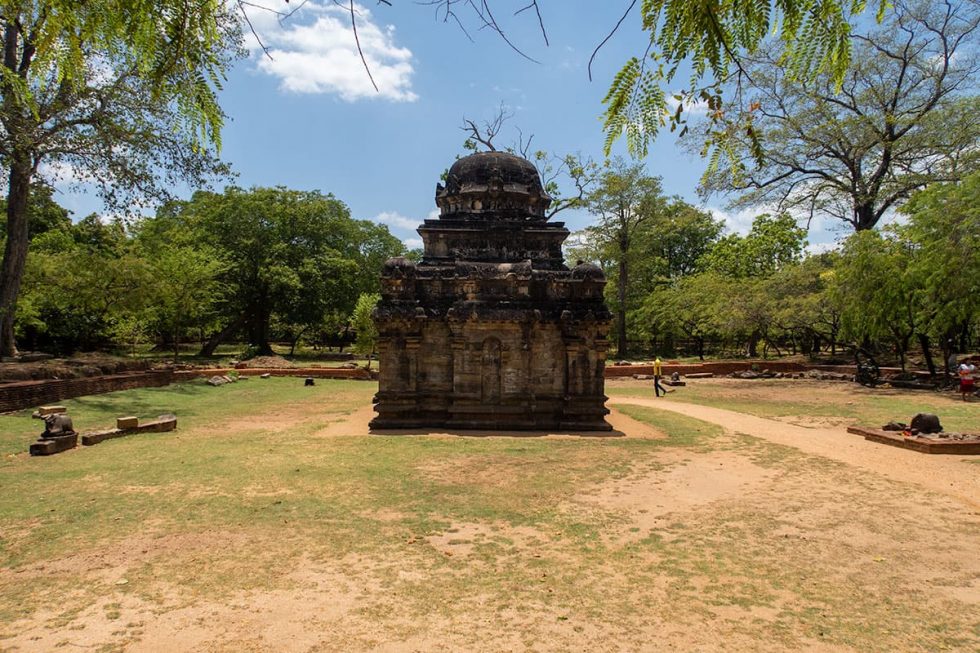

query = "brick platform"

[
  {"left": 846, "top": 426, "right": 980, "bottom": 455},
  {"left": 605, "top": 360, "right": 924, "bottom": 379},
  {"left": 0, "top": 370, "right": 173, "bottom": 413}
]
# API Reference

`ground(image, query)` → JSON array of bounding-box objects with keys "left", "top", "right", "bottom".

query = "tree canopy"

[
  {"left": 0, "top": 0, "right": 243, "bottom": 355},
  {"left": 696, "top": 0, "right": 980, "bottom": 231},
  {"left": 145, "top": 186, "right": 404, "bottom": 357}
]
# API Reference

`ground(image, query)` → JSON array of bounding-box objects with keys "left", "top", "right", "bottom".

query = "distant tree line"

[
  {"left": 572, "top": 167, "right": 980, "bottom": 372},
  {"left": 10, "top": 186, "right": 403, "bottom": 358}
]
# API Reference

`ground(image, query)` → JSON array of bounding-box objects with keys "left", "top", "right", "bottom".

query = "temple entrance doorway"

[{"left": 481, "top": 338, "right": 502, "bottom": 404}]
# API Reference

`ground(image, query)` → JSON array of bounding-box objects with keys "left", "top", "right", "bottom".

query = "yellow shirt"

[{"left": 653, "top": 360, "right": 662, "bottom": 376}]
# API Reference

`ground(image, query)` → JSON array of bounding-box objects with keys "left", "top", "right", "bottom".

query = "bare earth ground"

[{"left": 1, "top": 377, "right": 979, "bottom": 652}]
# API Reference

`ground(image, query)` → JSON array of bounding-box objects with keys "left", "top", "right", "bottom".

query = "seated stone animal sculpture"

[
  {"left": 36, "top": 413, "right": 75, "bottom": 438},
  {"left": 910, "top": 413, "right": 942, "bottom": 434}
]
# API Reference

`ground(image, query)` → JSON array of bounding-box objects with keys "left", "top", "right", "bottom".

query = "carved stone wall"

[{"left": 372, "top": 151, "right": 611, "bottom": 431}]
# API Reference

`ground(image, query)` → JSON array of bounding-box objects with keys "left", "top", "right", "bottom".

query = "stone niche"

[{"left": 371, "top": 151, "right": 612, "bottom": 431}]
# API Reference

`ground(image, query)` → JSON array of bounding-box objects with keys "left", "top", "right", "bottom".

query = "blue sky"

[{"left": 53, "top": 1, "right": 852, "bottom": 251}]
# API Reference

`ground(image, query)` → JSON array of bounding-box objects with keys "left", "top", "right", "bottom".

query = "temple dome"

[
  {"left": 436, "top": 151, "right": 552, "bottom": 219},
  {"left": 571, "top": 261, "right": 605, "bottom": 280}
]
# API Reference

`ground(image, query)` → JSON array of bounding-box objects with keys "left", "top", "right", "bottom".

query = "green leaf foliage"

[
  {"left": 696, "top": 0, "right": 980, "bottom": 231},
  {"left": 698, "top": 213, "right": 807, "bottom": 278},
  {"left": 141, "top": 186, "right": 405, "bottom": 354},
  {"left": 601, "top": 0, "right": 889, "bottom": 157}
]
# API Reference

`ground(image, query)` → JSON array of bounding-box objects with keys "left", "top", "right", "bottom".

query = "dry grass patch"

[{"left": 1, "top": 380, "right": 979, "bottom": 651}]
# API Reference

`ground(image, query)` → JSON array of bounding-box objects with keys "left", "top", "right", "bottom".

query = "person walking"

[
  {"left": 959, "top": 362, "right": 976, "bottom": 401},
  {"left": 653, "top": 357, "right": 667, "bottom": 397}
]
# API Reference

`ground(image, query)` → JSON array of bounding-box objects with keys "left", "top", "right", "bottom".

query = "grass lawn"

[{"left": 1, "top": 378, "right": 978, "bottom": 651}]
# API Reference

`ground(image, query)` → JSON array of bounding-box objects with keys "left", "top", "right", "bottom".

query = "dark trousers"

[{"left": 654, "top": 375, "right": 666, "bottom": 397}]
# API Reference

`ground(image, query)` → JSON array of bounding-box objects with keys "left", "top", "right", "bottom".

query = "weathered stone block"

[
  {"left": 82, "top": 414, "right": 177, "bottom": 446},
  {"left": 37, "top": 405, "right": 67, "bottom": 415},
  {"left": 30, "top": 433, "right": 77, "bottom": 456},
  {"left": 116, "top": 416, "right": 139, "bottom": 429}
]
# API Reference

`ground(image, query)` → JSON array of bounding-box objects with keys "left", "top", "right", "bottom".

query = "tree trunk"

[
  {"left": 767, "top": 338, "right": 782, "bottom": 357},
  {"left": 896, "top": 332, "right": 910, "bottom": 372},
  {"left": 746, "top": 331, "right": 759, "bottom": 358},
  {"left": 198, "top": 312, "right": 247, "bottom": 357},
  {"left": 0, "top": 160, "right": 33, "bottom": 357},
  {"left": 854, "top": 202, "right": 877, "bottom": 231},
  {"left": 941, "top": 329, "right": 957, "bottom": 378},
  {"left": 289, "top": 327, "right": 307, "bottom": 357},
  {"left": 249, "top": 306, "right": 274, "bottom": 356},
  {"left": 917, "top": 333, "right": 936, "bottom": 378},
  {"left": 616, "top": 250, "right": 628, "bottom": 359}
]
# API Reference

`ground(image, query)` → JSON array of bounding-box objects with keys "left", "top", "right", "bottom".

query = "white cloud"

[
  {"left": 243, "top": 1, "right": 417, "bottom": 102},
  {"left": 373, "top": 210, "right": 420, "bottom": 231},
  {"left": 707, "top": 203, "right": 856, "bottom": 254},
  {"left": 805, "top": 240, "right": 840, "bottom": 255},
  {"left": 403, "top": 237, "right": 423, "bottom": 250},
  {"left": 666, "top": 92, "right": 710, "bottom": 117},
  {"left": 427, "top": 209, "right": 440, "bottom": 220},
  {"left": 703, "top": 205, "right": 758, "bottom": 235},
  {"left": 37, "top": 160, "right": 94, "bottom": 186}
]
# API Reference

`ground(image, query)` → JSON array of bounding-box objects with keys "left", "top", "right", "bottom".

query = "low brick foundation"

[
  {"left": 603, "top": 360, "right": 894, "bottom": 378},
  {"left": 846, "top": 426, "right": 980, "bottom": 454},
  {"left": 605, "top": 360, "right": 930, "bottom": 379},
  {"left": 0, "top": 370, "right": 174, "bottom": 413},
  {"left": 0, "top": 366, "right": 374, "bottom": 413}
]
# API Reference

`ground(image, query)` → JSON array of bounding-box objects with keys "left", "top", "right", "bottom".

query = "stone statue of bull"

[{"left": 32, "top": 412, "right": 75, "bottom": 439}]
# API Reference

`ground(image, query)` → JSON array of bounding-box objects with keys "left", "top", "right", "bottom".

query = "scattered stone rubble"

[
  {"left": 728, "top": 369, "right": 853, "bottom": 381},
  {"left": 239, "top": 355, "right": 295, "bottom": 369},
  {"left": 207, "top": 374, "right": 239, "bottom": 386}
]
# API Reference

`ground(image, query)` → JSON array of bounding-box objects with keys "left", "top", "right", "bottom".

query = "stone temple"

[{"left": 371, "top": 151, "right": 611, "bottom": 431}]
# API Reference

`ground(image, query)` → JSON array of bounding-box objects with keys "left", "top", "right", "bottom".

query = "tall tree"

[
  {"left": 901, "top": 172, "right": 980, "bottom": 371},
  {"left": 698, "top": 0, "right": 980, "bottom": 231},
  {"left": 146, "top": 187, "right": 404, "bottom": 357},
  {"left": 0, "top": 183, "right": 68, "bottom": 239},
  {"left": 583, "top": 158, "right": 664, "bottom": 358},
  {"left": 350, "top": 292, "right": 380, "bottom": 370},
  {"left": 147, "top": 245, "right": 227, "bottom": 362},
  {"left": 0, "top": 0, "right": 241, "bottom": 356},
  {"left": 834, "top": 229, "right": 925, "bottom": 370},
  {"left": 698, "top": 214, "right": 808, "bottom": 278},
  {"left": 631, "top": 199, "right": 723, "bottom": 281}
]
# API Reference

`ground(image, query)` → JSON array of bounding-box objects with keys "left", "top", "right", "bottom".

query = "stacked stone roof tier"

[{"left": 421, "top": 151, "right": 568, "bottom": 269}]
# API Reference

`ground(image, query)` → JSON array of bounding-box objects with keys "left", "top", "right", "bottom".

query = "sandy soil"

[
  {"left": 4, "top": 386, "right": 979, "bottom": 652},
  {"left": 608, "top": 396, "right": 980, "bottom": 510}
]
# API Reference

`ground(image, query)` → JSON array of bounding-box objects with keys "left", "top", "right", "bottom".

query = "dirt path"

[{"left": 609, "top": 396, "right": 980, "bottom": 510}]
